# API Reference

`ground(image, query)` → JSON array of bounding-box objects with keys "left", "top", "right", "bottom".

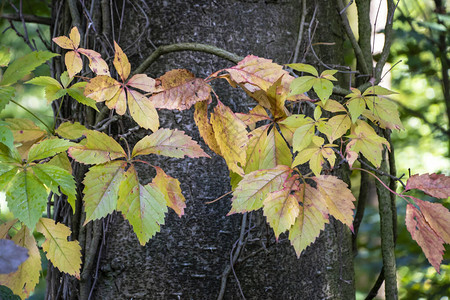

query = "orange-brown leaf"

[
  {"left": 150, "top": 69, "right": 212, "bottom": 110},
  {"left": 127, "top": 74, "right": 156, "bottom": 93},
  {"left": 78, "top": 48, "right": 110, "bottom": 76},
  {"left": 405, "top": 173, "right": 450, "bottom": 199},
  {"left": 152, "top": 166, "right": 186, "bottom": 217},
  {"left": 194, "top": 101, "right": 222, "bottom": 155},
  {"left": 406, "top": 203, "right": 445, "bottom": 273},
  {"left": 415, "top": 198, "right": 450, "bottom": 244}
]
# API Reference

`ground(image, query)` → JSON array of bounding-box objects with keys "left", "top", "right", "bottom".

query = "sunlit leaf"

[
  {"left": 288, "top": 76, "right": 316, "bottom": 97},
  {"left": 363, "top": 96, "right": 403, "bottom": 130},
  {"left": 286, "top": 63, "right": 318, "bottom": 76},
  {"left": 36, "top": 218, "right": 82, "bottom": 278},
  {"left": 82, "top": 161, "right": 126, "bottom": 223},
  {"left": 27, "top": 138, "right": 76, "bottom": 161},
  {"left": 405, "top": 173, "right": 450, "bottom": 199},
  {"left": 64, "top": 51, "right": 83, "bottom": 78},
  {"left": 292, "top": 115, "right": 316, "bottom": 152},
  {"left": 132, "top": 128, "right": 209, "bottom": 158},
  {"left": 318, "top": 99, "right": 347, "bottom": 113},
  {"left": 55, "top": 121, "right": 88, "bottom": 140},
  {"left": 346, "top": 97, "right": 366, "bottom": 123},
  {"left": 152, "top": 166, "right": 186, "bottom": 217},
  {"left": 313, "top": 78, "right": 334, "bottom": 104},
  {"left": 292, "top": 136, "right": 336, "bottom": 176},
  {"left": 0, "top": 86, "right": 15, "bottom": 113},
  {"left": 321, "top": 114, "right": 351, "bottom": 142},
  {"left": 117, "top": 165, "right": 167, "bottom": 245},
  {"left": 127, "top": 89, "right": 159, "bottom": 131},
  {"left": 362, "top": 85, "right": 397, "bottom": 96},
  {"left": 67, "top": 82, "right": 99, "bottom": 111}
]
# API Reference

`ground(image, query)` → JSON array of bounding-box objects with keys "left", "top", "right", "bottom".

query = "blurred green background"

[{"left": 0, "top": 0, "right": 449, "bottom": 299}]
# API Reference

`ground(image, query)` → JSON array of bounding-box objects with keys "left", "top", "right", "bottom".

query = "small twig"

[
  {"left": 339, "top": 0, "right": 354, "bottom": 14},
  {"left": 205, "top": 191, "right": 232, "bottom": 204},
  {"left": 357, "top": 158, "right": 406, "bottom": 189},
  {"left": 380, "top": 60, "right": 402, "bottom": 81},
  {"left": 365, "top": 266, "right": 385, "bottom": 300},
  {"left": 133, "top": 43, "right": 244, "bottom": 75},
  {"left": 292, "top": 0, "right": 307, "bottom": 63}
]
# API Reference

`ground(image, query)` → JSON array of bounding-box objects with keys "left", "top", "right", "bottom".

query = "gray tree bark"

[{"left": 49, "top": 1, "right": 355, "bottom": 299}]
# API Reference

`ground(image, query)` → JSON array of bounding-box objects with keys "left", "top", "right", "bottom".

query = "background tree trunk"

[{"left": 49, "top": 0, "right": 355, "bottom": 299}]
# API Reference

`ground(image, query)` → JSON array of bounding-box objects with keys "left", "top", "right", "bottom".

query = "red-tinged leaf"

[
  {"left": 245, "top": 125, "right": 292, "bottom": 173},
  {"left": 405, "top": 173, "right": 450, "bottom": 199},
  {"left": 312, "top": 175, "right": 356, "bottom": 230},
  {"left": 152, "top": 166, "right": 186, "bottom": 217},
  {"left": 289, "top": 184, "right": 329, "bottom": 256},
  {"left": 77, "top": 48, "right": 110, "bottom": 76},
  {"left": 132, "top": 128, "right": 209, "bottom": 159},
  {"left": 236, "top": 105, "right": 271, "bottom": 127},
  {"left": 68, "top": 130, "right": 127, "bottom": 165},
  {"left": 263, "top": 179, "right": 300, "bottom": 239},
  {"left": 82, "top": 161, "right": 127, "bottom": 223},
  {"left": 406, "top": 204, "right": 445, "bottom": 273},
  {"left": 150, "top": 69, "right": 212, "bottom": 110},
  {"left": 127, "top": 74, "right": 156, "bottom": 92},
  {"left": 64, "top": 51, "right": 83, "bottom": 78},
  {"left": 345, "top": 120, "right": 390, "bottom": 168},
  {"left": 194, "top": 101, "right": 222, "bottom": 155},
  {"left": 55, "top": 121, "right": 88, "bottom": 140},
  {"left": 211, "top": 101, "right": 248, "bottom": 175},
  {"left": 223, "top": 55, "right": 292, "bottom": 94},
  {"left": 229, "top": 165, "right": 292, "bottom": 214},
  {"left": 0, "top": 226, "right": 40, "bottom": 299},
  {"left": 84, "top": 75, "right": 120, "bottom": 103},
  {"left": 117, "top": 165, "right": 167, "bottom": 245},
  {"left": 6, "top": 118, "right": 47, "bottom": 143},
  {"left": 415, "top": 198, "right": 450, "bottom": 244},
  {"left": 36, "top": 218, "right": 82, "bottom": 278},
  {"left": 127, "top": 89, "right": 159, "bottom": 131},
  {"left": 113, "top": 41, "right": 131, "bottom": 81}
]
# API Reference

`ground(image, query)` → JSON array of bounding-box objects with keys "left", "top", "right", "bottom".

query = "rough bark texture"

[{"left": 50, "top": 0, "right": 355, "bottom": 299}]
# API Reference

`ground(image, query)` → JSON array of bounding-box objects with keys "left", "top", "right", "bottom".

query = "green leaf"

[
  {"left": 27, "top": 138, "right": 76, "bottom": 161},
  {"left": 32, "top": 163, "right": 77, "bottom": 211},
  {"left": 288, "top": 76, "right": 317, "bottom": 97},
  {"left": 25, "top": 76, "right": 62, "bottom": 88},
  {"left": 362, "top": 85, "right": 397, "bottom": 96},
  {"left": 363, "top": 96, "right": 403, "bottom": 130},
  {"left": 60, "top": 71, "right": 72, "bottom": 88},
  {"left": 132, "top": 128, "right": 209, "bottom": 159},
  {"left": 229, "top": 165, "right": 291, "bottom": 214},
  {"left": 55, "top": 121, "right": 88, "bottom": 140},
  {"left": 0, "top": 143, "right": 21, "bottom": 163},
  {"left": 117, "top": 165, "right": 167, "bottom": 245},
  {"left": 321, "top": 114, "right": 351, "bottom": 142},
  {"left": 292, "top": 136, "right": 336, "bottom": 176},
  {"left": 292, "top": 116, "right": 316, "bottom": 152},
  {"left": 0, "top": 86, "right": 15, "bottom": 113},
  {"left": 286, "top": 63, "right": 318, "bottom": 76},
  {"left": 347, "top": 97, "right": 366, "bottom": 123},
  {"left": 67, "top": 85, "right": 99, "bottom": 112},
  {"left": 68, "top": 130, "right": 127, "bottom": 165},
  {"left": 0, "top": 164, "right": 19, "bottom": 190},
  {"left": 82, "top": 161, "right": 126, "bottom": 223},
  {"left": 0, "top": 123, "right": 14, "bottom": 150},
  {"left": 0, "top": 46, "right": 11, "bottom": 67},
  {"left": 0, "top": 51, "right": 58, "bottom": 86},
  {"left": 5, "top": 118, "right": 47, "bottom": 143},
  {"left": 36, "top": 218, "right": 82, "bottom": 278},
  {"left": 320, "top": 69, "right": 338, "bottom": 81},
  {"left": 313, "top": 78, "right": 334, "bottom": 104},
  {"left": 6, "top": 169, "right": 47, "bottom": 230}
]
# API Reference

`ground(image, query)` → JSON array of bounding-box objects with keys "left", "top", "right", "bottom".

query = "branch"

[
  {"left": 291, "top": 0, "right": 307, "bottom": 63},
  {"left": 1, "top": 13, "right": 52, "bottom": 25},
  {"left": 133, "top": 43, "right": 244, "bottom": 75}
]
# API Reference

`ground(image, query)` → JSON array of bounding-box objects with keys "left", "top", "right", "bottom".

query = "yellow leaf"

[
  {"left": 113, "top": 41, "right": 131, "bottom": 81},
  {"left": 78, "top": 48, "right": 110, "bottom": 76},
  {"left": 65, "top": 51, "right": 83, "bottom": 78},
  {"left": 127, "top": 89, "right": 159, "bottom": 131},
  {"left": 84, "top": 75, "right": 120, "bottom": 102},
  {"left": 68, "top": 27, "right": 80, "bottom": 49},
  {"left": 106, "top": 88, "right": 127, "bottom": 115},
  {"left": 52, "top": 35, "right": 75, "bottom": 50},
  {"left": 194, "top": 101, "right": 222, "bottom": 155},
  {"left": 210, "top": 101, "right": 248, "bottom": 175},
  {"left": 127, "top": 74, "right": 156, "bottom": 93},
  {"left": 152, "top": 166, "right": 186, "bottom": 217},
  {"left": 36, "top": 218, "right": 82, "bottom": 278},
  {"left": 0, "top": 226, "right": 41, "bottom": 299}
]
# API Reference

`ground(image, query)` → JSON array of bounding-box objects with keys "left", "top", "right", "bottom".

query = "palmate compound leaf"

[
  {"left": 363, "top": 96, "right": 403, "bottom": 130},
  {"left": 113, "top": 41, "right": 131, "bottom": 81},
  {"left": 117, "top": 165, "right": 168, "bottom": 245},
  {"left": 263, "top": 176, "right": 300, "bottom": 239},
  {"left": 320, "top": 113, "right": 351, "bottom": 143},
  {"left": 0, "top": 225, "right": 40, "bottom": 300},
  {"left": 31, "top": 163, "right": 77, "bottom": 212},
  {"left": 406, "top": 203, "right": 445, "bottom": 273},
  {"left": 289, "top": 183, "right": 330, "bottom": 256},
  {"left": 149, "top": 69, "right": 212, "bottom": 110},
  {"left": 27, "top": 138, "right": 76, "bottom": 162},
  {"left": 292, "top": 136, "right": 336, "bottom": 177},
  {"left": 245, "top": 125, "right": 292, "bottom": 174},
  {"left": 211, "top": 101, "right": 248, "bottom": 176},
  {"left": 5, "top": 169, "right": 47, "bottom": 230},
  {"left": 132, "top": 128, "right": 210, "bottom": 159},
  {"left": 229, "top": 165, "right": 292, "bottom": 214},
  {"left": 194, "top": 101, "right": 222, "bottom": 155},
  {"left": 312, "top": 175, "right": 356, "bottom": 230},
  {"left": 68, "top": 130, "right": 127, "bottom": 165},
  {"left": 404, "top": 173, "right": 450, "bottom": 199},
  {"left": 345, "top": 120, "right": 390, "bottom": 168},
  {"left": 24, "top": 76, "right": 64, "bottom": 104},
  {"left": 36, "top": 218, "right": 82, "bottom": 278},
  {"left": 82, "top": 161, "right": 127, "bottom": 223},
  {"left": 152, "top": 166, "right": 186, "bottom": 217}
]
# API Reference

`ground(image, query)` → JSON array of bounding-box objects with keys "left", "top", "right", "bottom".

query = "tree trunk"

[{"left": 49, "top": 1, "right": 355, "bottom": 299}]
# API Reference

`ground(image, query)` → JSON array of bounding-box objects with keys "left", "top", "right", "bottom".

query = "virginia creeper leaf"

[
  {"left": 84, "top": 75, "right": 120, "bottom": 103},
  {"left": 6, "top": 118, "right": 47, "bottom": 143},
  {"left": 127, "top": 74, "right": 156, "bottom": 93},
  {"left": 292, "top": 136, "right": 336, "bottom": 176},
  {"left": 210, "top": 101, "right": 248, "bottom": 175},
  {"left": 77, "top": 48, "right": 110, "bottom": 75},
  {"left": 194, "top": 101, "right": 222, "bottom": 155},
  {"left": 6, "top": 169, "right": 47, "bottom": 230},
  {"left": 321, "top": 114, "right": 351, "bottom": 143},
  {"left": 0, "top": 124, "right": 14, "bottom": 150},
  {"left": 0, "top": 51, "right": 58, "bottom": 86},
  {"left": 113, "top": 41, "right": 131, "bottom": 81},
  {"left": 82, "top": 161, "right": 126, "bottom": 223},
  {"left": 150, "top": 69, "right": 212, "bottom": 110},
  {"left": 152, "top": 166, "right": 186, "bottom": 217},
  {"left": 117, "top": 165, "right": 167, "bottom": 245},
  {"left": 288, "top": 76, "right": 316, "bottom": 97},
  {"left": 0, "top": 86, "right": 15, "bottom": 113},
  {"left": 67, "top": 82, "right": 99, "bottom": 111},
  {"left": 68, "top": 130, "right": 127, "bottom": 164},
  {"left": 0, "top": 226, "right": 40, "bottom": 299},
  {"left": 406, "top": 204, "right": 445, "bottom": 273},
  {"left": 55, "top": 121, "right": 88, "bottom": 140},
  {"left": 27, "top": 138, "right": 76, "bottom": 161},
  {"left": 347, "top": 97, "right": 366, "bottom": 123},
  {"left": 132, "top": 128, "right": 209, "bottom": 159},
  {"left": 415, "top": 198, "right": 450, "bottom": 244},
  {"left": 278, "top": 114, "right": 309, "bottom": 145},
  {"left": 405, "top": 173, "right": 450, "bottom": 199},
  {"left": 236, "top": 105, "right": 271, "bottom": 127},
  {"left": 313, "top": 78, "right": 334, "bottom": 104},
  {"left": 32, "top": 163, "right": 76, "bottom": 211},
  {"left": 25, "top": 76, "right": 64, "bottom": 103},
  {"left": 362, "top": 85, "right": 397, "bottom": 96},
  {"left": 127, "top": 89, "right": 159, "bottom": 131},
  {"left": 318, "top": 99, "right": 347, "bottom": 113},
  {"left": 47, "top": 152, "right": 73, "bottom": 175},
  {"left": 286, "top": 63, "right": 318, "bottom": 76},
  {"left": 36, "top": 218, "right": 82, "bottom": 278},
  {"left": 0, "top": 46, "right": 11, "bottom": 67},
  {"left": 229, "top": 165, "right": 291, "bottom": 214},
  {"left": 292, "top": 115, "right": 316, "bottom": 152},
  {"left": 363, "top": 96, "right": 403, "bottom": 130}
]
